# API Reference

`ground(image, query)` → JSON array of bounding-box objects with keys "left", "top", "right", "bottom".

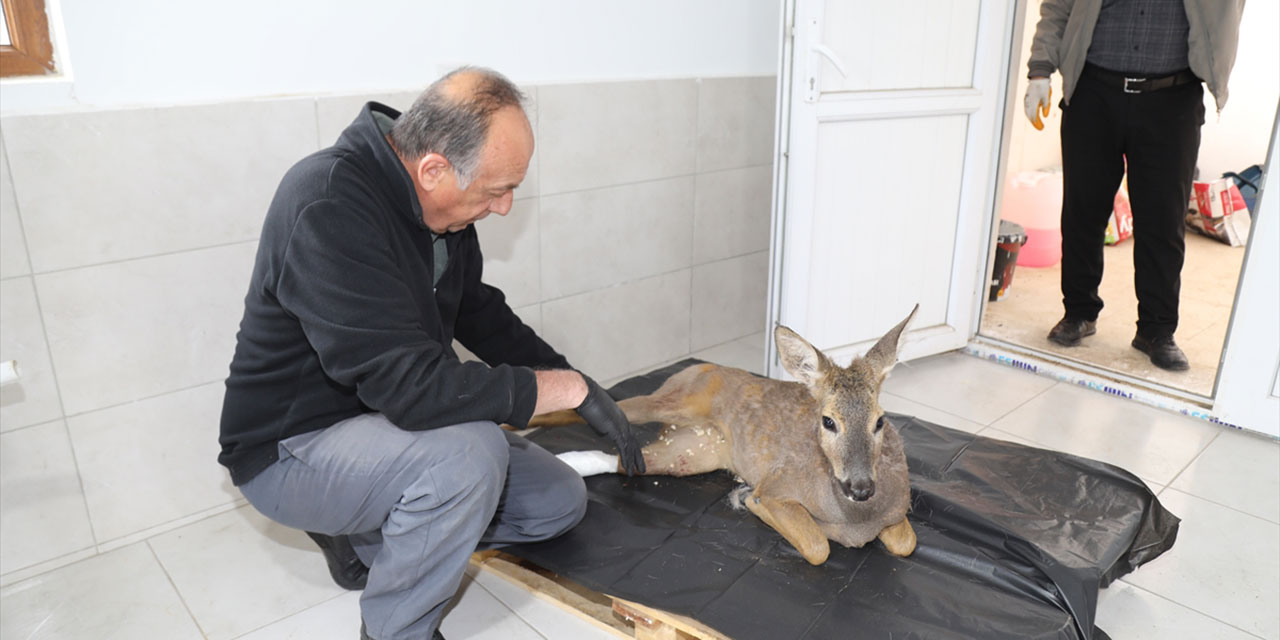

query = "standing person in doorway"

[
  {"left": 1025, "top": 0, "right": 1244, "bottom": 371},
  {"left": 218, "top": 67, "right": 645, "bottom": 640}
]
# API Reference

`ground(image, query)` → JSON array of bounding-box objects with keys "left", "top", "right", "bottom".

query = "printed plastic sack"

[
  {"left": 1105, "top": 183, "right": 1133, "bottom": 245},
  {"left": 1188, "top": 179, "right": 1251, "bottom": 247}
]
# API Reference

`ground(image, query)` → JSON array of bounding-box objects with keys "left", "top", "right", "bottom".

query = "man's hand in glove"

[
  {"left": 576, "top": 375, "right": 646, "bottom": 475},
  {"left": 1024, "top": 77, "right": 1051, "bottom": 130}
]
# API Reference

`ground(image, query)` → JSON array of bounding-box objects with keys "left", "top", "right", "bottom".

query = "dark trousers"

[{"left": 1059, "top": 66, "right": 1204, "bottom": 338}]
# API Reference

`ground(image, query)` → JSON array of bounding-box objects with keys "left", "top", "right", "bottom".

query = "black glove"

[{"left": 576, "top": 375, "right": 646, "bottom": 475}]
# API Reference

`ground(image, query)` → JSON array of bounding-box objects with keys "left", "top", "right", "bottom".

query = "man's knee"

[
  {"left": 402, "top": 421, "right": 510, "bottom": 503},
  {"left": 527, "top": 469, "right": 588, "bottom": 541}
]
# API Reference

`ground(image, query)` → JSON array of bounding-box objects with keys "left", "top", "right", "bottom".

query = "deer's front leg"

[
  {"left": 745, "top": 491, "right": 831, "bottom": 565},
  {"left": 876, "top": 517, "right": 916, "bottom": 557}
]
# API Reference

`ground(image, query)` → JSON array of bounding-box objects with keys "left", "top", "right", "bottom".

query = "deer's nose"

[{"left": 841, "top": 479, "right": 875, "bottom": 502}]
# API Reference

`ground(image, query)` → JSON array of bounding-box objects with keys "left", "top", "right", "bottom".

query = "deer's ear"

[
  {"left": 775, "top": 325, "right": 830, "bottom": 388},
  {"left": 864, "top": 304, "right": 918, "bottom": 378}
]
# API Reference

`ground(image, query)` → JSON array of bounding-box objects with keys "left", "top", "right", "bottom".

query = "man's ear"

[{"left": 415, "top": 153, "right": 452, "bottom": 191}]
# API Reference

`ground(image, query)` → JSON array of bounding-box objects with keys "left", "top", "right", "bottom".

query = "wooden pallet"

[{"left": 469, "top": 551, "right": 731, "bottom": 640}]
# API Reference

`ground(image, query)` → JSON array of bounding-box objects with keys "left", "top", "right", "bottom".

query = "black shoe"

[
  {"left": 1132, "top": 334, "right": 1189, "bottom": 371},
  {"left": 306, "top": 531, "right": 369, "bottom": 590},
  {"left": 1047, "top": 317, "right": 1097, "bottom": 347}
]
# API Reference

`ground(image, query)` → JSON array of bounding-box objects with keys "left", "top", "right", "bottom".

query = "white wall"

[
  {"left": 0, "top": 0, "right": 781, "bottom": 114},
  {"left": 1198, "top": 0, "right": 1279, "bottom": 180},
  {"left": 1006, "top": 0, "right": 1277, "bottom": 180}
]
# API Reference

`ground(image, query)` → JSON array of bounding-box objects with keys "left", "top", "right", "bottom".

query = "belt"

[{"left": 1084, "top": 64, "right": 1200, "bottom": 94}]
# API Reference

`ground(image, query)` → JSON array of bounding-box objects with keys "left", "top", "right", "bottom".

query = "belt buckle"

[{"left": 1123, "top": 77, "right": 1147, "bottom": 94}]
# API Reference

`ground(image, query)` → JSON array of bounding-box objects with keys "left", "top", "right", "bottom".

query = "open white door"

[
  {"left": 767, "top": 0, "right": 1016, "bottom": 376},
  {"left": 1213, "top": 108, "right": 1280, "bottom": 437}
]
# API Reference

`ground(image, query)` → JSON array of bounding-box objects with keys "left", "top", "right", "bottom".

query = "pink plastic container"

[{"left": 1001, "top": 171, "right": 1063, "bottom": 268}]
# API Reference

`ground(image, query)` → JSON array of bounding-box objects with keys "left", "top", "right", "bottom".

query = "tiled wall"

[{"left": 0, "top": 75, "right": 776, "bottom": 582}]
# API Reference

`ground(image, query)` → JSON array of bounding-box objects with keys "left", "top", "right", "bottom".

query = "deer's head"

[{"left": 774, "top": 305, "right": 917, "bottom": 502}]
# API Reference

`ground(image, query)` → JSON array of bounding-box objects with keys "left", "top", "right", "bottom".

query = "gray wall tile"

[
  {"left": 0, "top": 421, "right": 95, "bottom": 575},
  {"left": 693, "top": 165, "right": 773, "bottom": 264},
  {"left": 314, "top": 91, "right": 420, "bottom": 148},
  {"left": 473, "top": 198, "right": 540, "bottom": 309},
  {"left": 0, "top": 277, "right": 63, "bottom": 431},
  {"left": 697, "top": 76, "right": 777, "bottom": 172},
  {"left": 2, "top": 99, "right": 317, "bottom": 273},
  {"left": 691, "top": 251, "right": 769, "bottom": 350},
  {"left": 67, "top": 382, "right": 236, "bottom": 543},
  {"left": 36, "top": 242, "right": 257, "bottom": 416},
  {"left": 542, "top": 270, "right": 691, "bottom": 382},
  {"left": 538, "top": 79, "right": 696, "bottom": 195},
  {"left": 0, "top": 135, "right": 30, "bottom": 279},
  {"left": 540, "top": 177, "right": 694, "bottom": 300}
]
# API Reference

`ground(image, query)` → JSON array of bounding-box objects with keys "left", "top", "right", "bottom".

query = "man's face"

[{"left": 420, "top": 106, "right": 533, "bottom": 234}]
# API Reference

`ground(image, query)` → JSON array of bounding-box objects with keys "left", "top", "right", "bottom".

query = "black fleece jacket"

[{"left": 218, "top": 102, "right": 569, "bottom": 486}]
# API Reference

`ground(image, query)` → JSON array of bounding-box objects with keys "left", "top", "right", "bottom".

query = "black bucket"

[{"left": 990, "top": 220, "right": 1028, "bottom": 302}]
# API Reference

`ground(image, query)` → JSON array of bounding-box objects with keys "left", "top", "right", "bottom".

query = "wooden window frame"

[{"left": 1, "top": 0, "right": 56, "bottom": 77}]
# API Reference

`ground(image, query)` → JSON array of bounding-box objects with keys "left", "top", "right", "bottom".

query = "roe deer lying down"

[{"left": 533, "top": 305, "right": 919, "bottom": 565}]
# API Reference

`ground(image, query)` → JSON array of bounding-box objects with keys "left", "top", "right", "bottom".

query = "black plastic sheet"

[{"left": 510, "top": 360, "right": 1179, "bottom": 639}]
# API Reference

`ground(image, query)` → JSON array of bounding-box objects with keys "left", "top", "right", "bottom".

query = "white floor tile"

[
  {"left": 235, "top": 592, "right": 362, "bottom": 640},
  {"left": 882, "top": 392, "right": 986, "bottom": 434},
  {"left": 1123, "top": 489, "right": 1280, "bottom": 640},
  {"left": 438, "top": 575, "right": 545, "bottom": 640},
  {"left": 882, "top": 352, "right": 1057, "bottom": 425},
  {"left": 1096, "top": 580, "right": 1259, "bottom": 640},
  {"left": 148, "top": 505, "right": 344, "bottom": 640},
  {"left": 988, "top": 383, "right": 1220, "bottom": 485},
  {"left": 1169, "top": 427, "right": 1280, "bottom": 524},
  {"left": 0, "top": 543, "right": 203, "bottom": 640},
  {"left": 472, "top": 567, "right": 622, "bottom": 639}
]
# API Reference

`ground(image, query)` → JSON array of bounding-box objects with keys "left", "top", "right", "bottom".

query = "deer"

[{"left": 533, "top": 305, "right": 919, "bottom": 565}]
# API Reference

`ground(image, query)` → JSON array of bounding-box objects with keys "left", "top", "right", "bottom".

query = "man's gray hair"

[{"left": 390, "top": 66, "right": 526, "bottom": 189}]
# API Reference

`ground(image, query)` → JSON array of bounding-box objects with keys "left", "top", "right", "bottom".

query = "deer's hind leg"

[{"left": 639, "top": 422, "right": 731, "bottom": 477}]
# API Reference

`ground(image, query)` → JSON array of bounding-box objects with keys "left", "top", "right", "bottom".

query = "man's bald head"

[{"left": 390, "top": 66, "right": 528, "bottom": 189}]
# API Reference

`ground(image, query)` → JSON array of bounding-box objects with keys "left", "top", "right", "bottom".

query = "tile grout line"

[
  {"left": 1158, "top": 484, "right": 1280, "bottom": 527},
  {"left": 1, "top": 134, "right": 37, "bottom": 278},
  {"left": 540, "top": 249, "right": 769, "bottom": 309},
  {"left": 1159, "top": 428, "right": 1224, "bottom": 497},
  {"left": 9, "top": 237, "right": 260, "bottom": 279},
  {"left": 469, "top": 577, "right": 552, "bottom": 640},
  {"left": 538, "top": 162, "right": 773, "bottom": 202},
  {"left": 145, "top": 539, "right": 212, "bottom": 639},
  {"left": 979, "top": 372, "right": 1062, "bottom": 429},
  {"left": 1113, "top": 578, "right": 1269, "bottom": 639},
  {"left": 25, "top": 259, "right": 104, "bottom": 547}
]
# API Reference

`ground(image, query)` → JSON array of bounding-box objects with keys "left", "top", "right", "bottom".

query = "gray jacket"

[{"left": 1028, "top": 0, "right": 1244, "bottom": 112}]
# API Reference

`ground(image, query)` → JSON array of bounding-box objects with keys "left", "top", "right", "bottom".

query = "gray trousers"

[{"left": 239, "top": 414, "right": 587, "bottom": 640}]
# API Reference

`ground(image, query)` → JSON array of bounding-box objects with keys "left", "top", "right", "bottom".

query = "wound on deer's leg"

[
  {"left": 877, "top": 517, "right": 917, "bottom": 557},
  {"left": 640, "top": 423, "right": 729, "bottom": 476},
  {"left": 746, "top": 492, "right": 830, "bottom": 565}
]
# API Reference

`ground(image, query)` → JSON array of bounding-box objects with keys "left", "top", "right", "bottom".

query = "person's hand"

[
  {"left": 576, "top": 375, "right": 646, "bottom": 475},
  {"left": 1024, "top": 77, "right": 1051, "bottom": 130}
]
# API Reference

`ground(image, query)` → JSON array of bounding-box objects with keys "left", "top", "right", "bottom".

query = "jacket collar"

[{"left": 336, "top": 102, "right": 431, "bottom": 231}]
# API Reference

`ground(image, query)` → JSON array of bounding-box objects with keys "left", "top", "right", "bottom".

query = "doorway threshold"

[{"left": 965, "top": 336, "right": 1247, "bottom": 431}]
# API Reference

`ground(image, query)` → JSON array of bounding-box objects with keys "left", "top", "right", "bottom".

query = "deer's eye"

[
  {"left": 874, "top": 416, "right": 886, "bottom": 433},
  {"left": 821, "top": 416, "right": 837, "bottom": 432}
]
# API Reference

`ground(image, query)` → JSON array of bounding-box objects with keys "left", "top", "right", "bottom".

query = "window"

[{"left": 1, "top": 0, "right": 56, "bottom": 78}]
